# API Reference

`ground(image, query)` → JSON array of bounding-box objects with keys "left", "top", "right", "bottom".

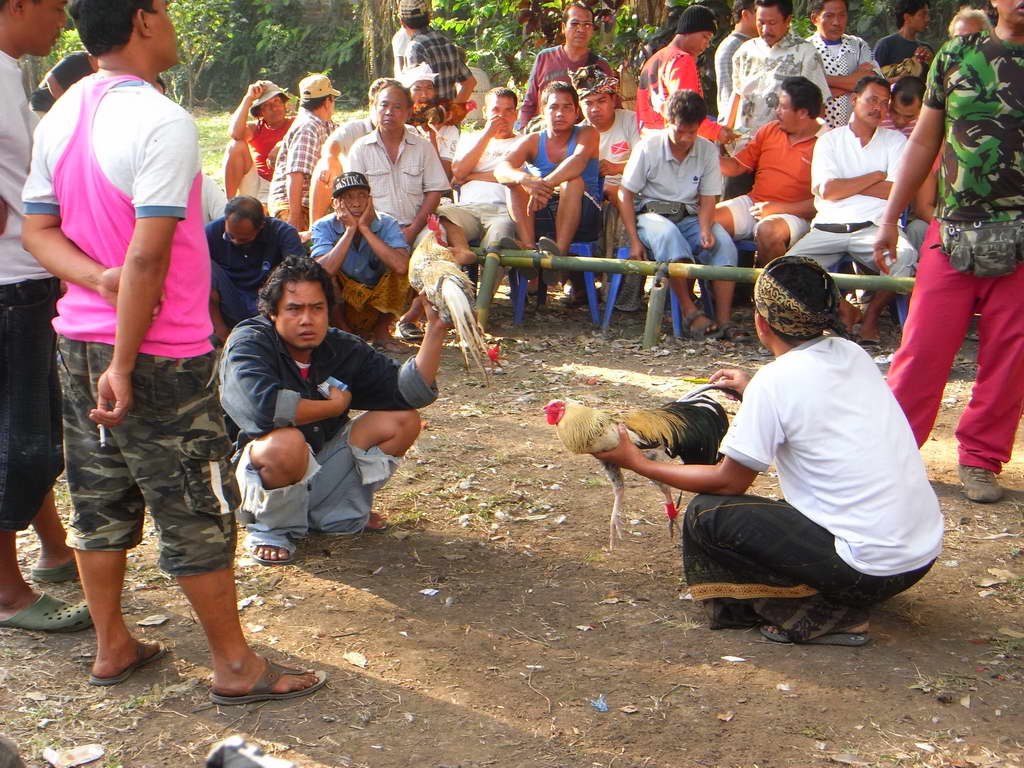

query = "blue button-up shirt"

[{"left": 309, "top": 211, "right": 408, "bottom": 287}]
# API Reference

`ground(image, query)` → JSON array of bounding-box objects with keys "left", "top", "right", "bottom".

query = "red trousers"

[{"left": 888, "top": 219, "right": 1024, "bottom": 473}]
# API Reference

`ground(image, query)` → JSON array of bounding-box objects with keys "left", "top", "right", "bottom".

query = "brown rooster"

[
  {"left": 543, "top": 385, "right": 733, "bottom": 549},
  {"left": 410, "top": 216, "right": 492, "bottom": 383}
]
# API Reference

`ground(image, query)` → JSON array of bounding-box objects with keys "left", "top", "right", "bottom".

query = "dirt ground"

[{"left": 3, "top": 290, "right": 1023, "bottom": 768}]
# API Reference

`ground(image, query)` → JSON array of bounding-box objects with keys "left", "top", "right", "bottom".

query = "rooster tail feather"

[
  {"left": 439, "top": 277, "right": 492, "bottom": 386},
  {"left": 622, "top": 397, "right": 728, "bottom": 464}
]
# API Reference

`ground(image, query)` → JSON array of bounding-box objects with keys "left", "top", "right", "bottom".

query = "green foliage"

[{"left": 167, "top": 0, "right": 240, "bottom": 108}]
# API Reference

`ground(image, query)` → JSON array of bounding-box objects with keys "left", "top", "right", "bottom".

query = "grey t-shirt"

[{"left": 620, "top": 132, "right": 722, "bottom": 208}]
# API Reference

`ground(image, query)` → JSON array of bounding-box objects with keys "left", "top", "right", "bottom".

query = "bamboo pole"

[
  {"left": 644, "top": 278, "right": 670, "bottom": 349},
  {"left": 474, "top": 250, "right": 502, "bottom": 329}
]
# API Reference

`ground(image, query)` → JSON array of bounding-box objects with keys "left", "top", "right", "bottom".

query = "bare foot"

[
  {"left": 0, "top": 588, "right": 40, "bottom": 621},
  {"left": 838, "top": 299, "right": 863, "bottom": 331},
  {"left": 365, "top": 512, "right": 389, "bottom": 531},
  {"left": 33, "top": 550, "right": 75, "bottom": 571},
  {"left": 250, "top": 544, "right": 291, "bottom": 563}
]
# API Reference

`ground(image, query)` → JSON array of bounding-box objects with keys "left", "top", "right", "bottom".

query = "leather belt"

[{"left": 813, "top": 221, "right": 874, "bottom": 234}]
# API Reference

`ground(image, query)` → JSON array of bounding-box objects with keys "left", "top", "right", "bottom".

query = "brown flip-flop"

[
  {"left": 89, "top": 641, "right": 168, "bottom": 686},
  {"left": 209, "top": 658, "right": 327, "bottom": 706}
]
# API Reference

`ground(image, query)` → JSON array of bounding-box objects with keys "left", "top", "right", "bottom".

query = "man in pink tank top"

[{"left": 22, "top": 0, "right": 325, "bottom": 705}]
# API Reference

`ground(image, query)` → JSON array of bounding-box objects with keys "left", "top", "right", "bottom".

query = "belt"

[{"left": 813, "top": 221, "right": 874, "bottom": 234}]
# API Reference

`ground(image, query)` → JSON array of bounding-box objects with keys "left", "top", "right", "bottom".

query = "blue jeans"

[
  {"left": 0, "top": 278, "right": 63, "bottom": 530},
  {"left": 636, "top": 214, "right": 738, "bottom": 267}
]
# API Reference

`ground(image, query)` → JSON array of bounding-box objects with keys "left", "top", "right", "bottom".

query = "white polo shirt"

[
  {"left": 810, "top": 123, "right": 907, "bottom": 225},
  {"left": 620, "top": 132, "right": 722, "bottom": 209}
]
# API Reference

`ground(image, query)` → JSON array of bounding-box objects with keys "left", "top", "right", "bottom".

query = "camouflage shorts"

[{"left": 57, "top": 338, "right": 239, "bottom": 577}]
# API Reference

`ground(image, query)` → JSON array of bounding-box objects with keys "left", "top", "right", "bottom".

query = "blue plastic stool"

[{"left": 508, "top": 242, "right": 600, "bottom": 326}]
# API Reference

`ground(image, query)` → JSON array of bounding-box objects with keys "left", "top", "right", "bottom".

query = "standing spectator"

[
  {"left": 880, "top": 75, "right": 924, "bottom": 136},
  {"left": 808, "top": 0, "right": 880, "bottom": 128},
  {"left": 223, "top": 81, "right": 293, "bottom": 204},
  {"left": 392, "top": 27, "right": 410, "bottom": 76},
  {"left": 495, "top": 80, "right": 602, "bottom": 304},
  {"left": 23, "top": 0, "right": 325, "bottom": 703},
  {"left": 873, "top": 0, "right": 1024, "bottom": 504},
  {"left": 636, "top": 5, "right": 727, "bottom": 140},
  {"left": 948, "top": 7, "right": 991, "bottom": 36},
  {"left": 29, "top": 50, "right": 97, "bottom": 115},
  {"left": 716, "top": 76, "right": 825, "bottom": 266},
  {"left": 873, "top": 0, "right": 933, "bottom": 80},
  {"left": 268, "top": 74, "right": 338, "bottom": 234},
  {"left": 731, "top": 0, "right": 830, "bottom": 140},
  {"left": 207, "top": 196, "right": 304, "bottom": 342},
  {"left": 346, "top": 80, "right": 449, "bottom": 342},
  {"left": 311, "top": 173, "right": 411, "bottom": 350},
  {"left": 0, "top": 0, "right": 87, "bottom": 635},
  {"left": 399, "top": 0, "right": 476, "bottom": 104},
  {"left": 715, "top": 0, "right": 757, "bottom": 120},
  {"left": 518, "top": 2, "right": 615, "bottom": 129},
  {"left": 785, "top": 75, "right": 915, "bottom": 345},
  {"left": 618, "top": 90, "right": 741, "bottom": 340},
  {"left": 574, "top": 65, "right": 639, "bottom": 200}
]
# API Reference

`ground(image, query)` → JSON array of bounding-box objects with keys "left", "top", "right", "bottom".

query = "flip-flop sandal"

[
  {"left": 683, "top": 310, "right": 716, "bottom": 342},
  {"left": 536, "top": 237, "right": 561, "bottom": 258},
  {"left": 857, "top": 337, "right": 881, "bottom": 348},
  {"left": 30, "top": 559, "right": 79, "bottom": 583},
  {"left": 0, "top": 594, "right": 92, "bottom": 633},
  {"left": 709, "top": 323, "right": 753, "bottom": 343},
  {"left": 89, "top": 642, "right": 169, "bottom": 686},
  {"left": 209, "top": 659, "right": 327, "bottom": 706},
  {"left": 363, "top": 515, "right": 390, "bottom": 534},
  {"left": 760, "top": 624, "right": 869, "bottom": 647},
  {"left": 396, "top": 322, "right": 424, "bottom": 342},
  {"left": 248, "top": 545, "right": 296, "bottom": 567}
]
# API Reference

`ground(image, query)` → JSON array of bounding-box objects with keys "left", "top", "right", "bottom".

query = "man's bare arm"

[{"left": 819, "top": 170, "right": 886, "bottom": 201}]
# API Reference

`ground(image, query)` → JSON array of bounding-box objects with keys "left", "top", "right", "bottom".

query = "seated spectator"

[
  {"left": 808, "top": 0, "right": 880, "bottom": 128},
  {"left": 399, "top": 0, "right": 476, "bottom": 104},
  {"left": 28, "top": 50, "right": 96, "bottom": 116},
  {"left": 948, "top": 6, "right": 991, "bottom": 35},
  {"left": 873, "top": 0, "right": 933, "bottom": 80},
  {"left": 731, "top": 0, "right": 831, "bottom": 141},
  {"left": 518, "top": 2, "right": 615, "bottom": 129},
  {"left": 346, "top": 79, "right": 449, "bottom": 342},
  {"left": 785, "top": 75, "right": 916, "bottom": 345},
  {"left": 309, "top": 79, "right": 395, "bottom": 225},
  {"left": 636, "top": 5, "right": 728, "bottom": 140},
  {"left": 440, "top": 87, "right": 522, "bottom": 251},
  {"left": 207, "top": 196, "right": 303, "bottom": 342},
  {"left": 268, "top": 75, "right": 338, "bottom": 233},
  {"left": 618, "top": 90, "right": 741, "bottom": 340},
  {"left": 881, "top": 75, "right": 923, "bottom": 136},
  {"left": 495, "top": 81, "right": 601, "bottom": 304},
  {"left": 223, "top": 81, "right": 293, "bottom": 205},
  {"left": 400, "top": 62, "right": 460, "bottom": 179},
  {"left": 593, "top": 257, "right": 942, "bottom": 647},
  {"left": 717, "top": 76, "right": 825, "bottom": 265},
  {"left": 574, "top": 66, "right": 639, "bottom": 201},
  {"left": 220, "top": 257, "right": 448, "bottom": 565},
  {"left": 310, "top": 172, "right": 411, "bottom": 351}
]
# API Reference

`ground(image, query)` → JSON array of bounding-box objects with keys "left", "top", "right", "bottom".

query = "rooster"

[
  {"left": 543, "top": 385, "right": 733, "bottom": 549},
  {"left": 410, "top": 216, "right": 492, "bottom": 383}
]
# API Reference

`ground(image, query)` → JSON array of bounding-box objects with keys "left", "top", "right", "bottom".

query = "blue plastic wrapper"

[{"left": 590, "top": 694, "right": 608, "bottom": 712}]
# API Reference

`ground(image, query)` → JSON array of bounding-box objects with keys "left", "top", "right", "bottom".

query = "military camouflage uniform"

[
  {"left": 58, "top": 338, "right": 238, "bottom": 576},
  {"left": 887, "top": 30, "right": 1024, "bottom": 475}
]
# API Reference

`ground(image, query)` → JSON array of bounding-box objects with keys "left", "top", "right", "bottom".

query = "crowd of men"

[{"left": 0, "top": 0, "right": 1021, "bottom": 717}]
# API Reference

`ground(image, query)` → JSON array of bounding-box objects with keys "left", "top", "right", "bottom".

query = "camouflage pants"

[{"left": 57, "top": 338, "right": 238, "bottom": 577}]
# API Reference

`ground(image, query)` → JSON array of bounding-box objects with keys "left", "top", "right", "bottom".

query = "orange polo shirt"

[{"left": 734, "top": 120, "right": 824, "bottom": 204}]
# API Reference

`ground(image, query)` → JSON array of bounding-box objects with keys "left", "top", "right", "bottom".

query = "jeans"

[{"left": 636, "top": 214, "right": 738, "bottom": 267}]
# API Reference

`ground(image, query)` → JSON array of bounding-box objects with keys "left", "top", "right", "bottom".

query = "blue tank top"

[{"left": 528, "top": 126, "right": 602, "bottom": 201}]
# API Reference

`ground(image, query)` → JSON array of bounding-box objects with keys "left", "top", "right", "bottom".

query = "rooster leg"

[
  {"left": 656, "top": 483, "right": 680, "bottom": 540},
  {"left": 601, "top": 460, "right": 625, "bottom": 551}
]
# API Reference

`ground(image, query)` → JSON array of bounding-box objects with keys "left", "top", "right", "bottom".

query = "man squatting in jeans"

[{"left": 219, "top": 256, "right": 448, "bottom": 565}]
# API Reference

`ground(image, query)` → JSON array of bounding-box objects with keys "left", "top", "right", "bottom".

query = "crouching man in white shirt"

[{"left": 594, "top": 256, "right": 942, "bottom": 647}]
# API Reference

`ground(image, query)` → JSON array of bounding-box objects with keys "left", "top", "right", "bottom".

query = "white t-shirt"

[
  {"left": 810, "top": 123, "right": 906, "bottom": 225},
  {"left": 201, "top": 174, "right": 228, "bottom": 223},
  {"left": 453, "top": 132, "right": 520, "bottom": 205},
  {"left": 392, "top": 29, "right": 411, "bottom": 77},
  {"left": 24, "top": 77, "right": 199, "bottom": 219},
  {"left": 721, "top": 336, "right": 943, "bottom": 577},
  {"left": 589, "top": 109, "right": 640, "bottom": 187},
  {"left": 414, "top": 123, "right": 459, "bottom": 161},
  {"left": 0, "top": 51, "right": 48, "bottom": 284}
]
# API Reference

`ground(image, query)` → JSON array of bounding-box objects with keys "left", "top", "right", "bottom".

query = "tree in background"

[{"left": 168, "top": 0, "right": 241, "bottom": 108}]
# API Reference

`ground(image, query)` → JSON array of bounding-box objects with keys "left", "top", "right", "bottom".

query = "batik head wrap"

[
  {"left": 754, "top": 256, "right": 846, "bottom": 340},
  {"left": 570, "top": 65, "right": 619, "bottom": 99}
]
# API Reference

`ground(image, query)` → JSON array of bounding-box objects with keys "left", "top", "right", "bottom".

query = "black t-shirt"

[{"left": 29, "top": 52, "right": 93, "bottom": 113}]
